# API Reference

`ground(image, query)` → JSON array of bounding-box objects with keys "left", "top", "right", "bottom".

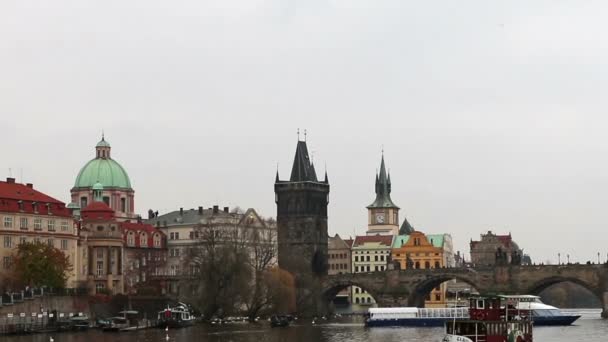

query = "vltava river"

[{"left": 4, "top": 309, "right": 606, "bottom": 342}]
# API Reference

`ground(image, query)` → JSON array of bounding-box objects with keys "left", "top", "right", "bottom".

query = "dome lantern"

[{"left": 96, "top": 133, "right": 111, "bottom": 159}]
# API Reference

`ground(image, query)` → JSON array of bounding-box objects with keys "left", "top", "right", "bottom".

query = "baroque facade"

[
  {"left": 70, "top": 135, "right": 135, "bottom": 221},
  {"left": 391, "top": 231, "right": 454, "bottom": 307}
]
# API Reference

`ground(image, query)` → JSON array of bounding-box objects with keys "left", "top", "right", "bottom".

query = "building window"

[
  {"left": 34, "top": 218, "right": 42, "bottom": 230},
  {"left": 20, "top": 217, "right": 28, "bottom": 230},
  {"left": 425, "top": 261, "right": 430, "bottom": 269},
  {"left": 102, "top": 196, "right": 110, "bottom": 206},
  {"left": 355, "top": 266, "right": 359, "bottom": 272},
  {"left": 60, "top": 221, "right": 69, "bottom": 231},
  {"left": 80, "top": 197, "right": 88, "bottom": 209},
  {"left": 3, "top": 217, "right": 13, "bottom": 228},
  {"left": 3, "top": 256, "right": 12, "bottom": 269},
  {"left": 97, "top": 261, "right": 104, "bottom": 276},
  {"left": 61, "top": 240, "right": 68, "bottom": 250},
  {"left": 435, "top": 294, "right": 441, "bottom": 301},
  {"left": 47, "top": 239, "right": 54, "bottom": 247},
  {"left": 140, "top": 233, "right": 147, "bottom": 247},
  {"left": 374, "top": 255, "right": 378, "bottom": 261},
  {"left": 48, "top": 220, "right": 55, "bottom": 231},
  {"left": 19, "top": 236, "right": 27, "bottom": 245},
  {"left": 3, "top": 236, "right": 12, "bottom": 248},
  {"left": 127, "top": 232, "right": 135, "bottom": 246},
  {"left": 355, "top": 298, "right": 360, "bottom": 304},
  {"left": 121, "top": 198, "right": 127, "bottom": 212},
  {"left": 154, "top": 234, "right": 161, "bottom": 247},
  {"left": 435, "top": 261, "right": 441, "bottom": 268}
]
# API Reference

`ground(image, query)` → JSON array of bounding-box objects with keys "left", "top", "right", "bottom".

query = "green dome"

[{"left": 74, "top": 158, "right": 132, "bottom": 189}]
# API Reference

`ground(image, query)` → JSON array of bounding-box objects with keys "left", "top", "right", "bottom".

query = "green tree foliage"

[{"left": 12, "top": 241, "right": 72, "bottom": 289}]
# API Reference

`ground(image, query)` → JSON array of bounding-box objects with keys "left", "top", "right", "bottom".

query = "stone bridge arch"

[
  {"left": 321, "top": 278, "right": 383, "bottom": 305},
  {"left": 407, "top": 271, "right": 482, "bottom": 307},
  {"left": 525, "top": 275, "right": 601, "bottom": 297}
]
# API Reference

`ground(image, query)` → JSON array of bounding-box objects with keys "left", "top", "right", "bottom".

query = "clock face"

[{"left": 375, "top": 214, "right": 385, "bottom": 224}]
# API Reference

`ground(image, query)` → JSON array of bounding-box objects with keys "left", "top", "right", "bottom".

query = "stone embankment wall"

[{"left": 0, "top": 296, "right": 90, "bottom": 317}]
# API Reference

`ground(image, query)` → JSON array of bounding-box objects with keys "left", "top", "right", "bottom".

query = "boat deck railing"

[{"left": 418, "top": 307, "right": 469, "bottom": 319}]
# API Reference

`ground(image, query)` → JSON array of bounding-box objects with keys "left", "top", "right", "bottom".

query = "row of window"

[
  {"left": 3, "top": 217, "right": 70, "bottom": 232},
  {"left": 354, "top": 265, "right": 386, "bottom": 272},
  {"left": 126, "top": 232, "right": 162, "bottom": 248},
  {"left": 394, "top": 252, "right": 440, "bottom": 257},
  {"left": 3, "top": 236, "right": 69, "bottom": 250},
  {"left": 329, "top": 253, "right": 347, "bottom": 259},
  {"left": 354, "top": 297, "right": 374, "bottom": 304},
  {"left": 354, "top": 255, "right": 386, "bottom": 262},
  {"left": 352, "top": 250, "right": 389, "bottom": 255},
  {"left": 329, "top": 263, "right": 347, "bottom": 270}
]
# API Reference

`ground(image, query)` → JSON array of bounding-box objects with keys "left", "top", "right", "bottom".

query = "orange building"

[{"left": 391, "top": 231, "right": 449, "bottom": 307}]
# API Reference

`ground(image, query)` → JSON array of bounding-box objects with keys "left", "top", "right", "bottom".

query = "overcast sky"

[{"left": 2, "top": 1, "right": 608, "bottom": 264}]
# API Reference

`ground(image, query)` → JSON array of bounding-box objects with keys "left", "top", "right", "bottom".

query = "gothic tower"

[
  {"left": 275, "top": 139, "right": 330, "bottom": 314},
  {"left": 366, "top": 154, "right": 404, "bottom": 235}
]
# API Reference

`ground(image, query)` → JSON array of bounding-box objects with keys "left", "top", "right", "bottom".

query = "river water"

[{"left": 3, "top": 309, "right": 606, "bottom": 342}]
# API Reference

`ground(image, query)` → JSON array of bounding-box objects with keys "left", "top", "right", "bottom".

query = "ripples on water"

[{"left": 3, "top": 309, "right": 607, "bottom": 342}]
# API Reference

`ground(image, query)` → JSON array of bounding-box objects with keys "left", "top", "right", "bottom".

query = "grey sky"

[{"left": 2, "top": 1, "right": 608, "bottom": 264}]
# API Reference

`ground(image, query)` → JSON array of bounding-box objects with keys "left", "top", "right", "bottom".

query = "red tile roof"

[
  {"left": 0, "top": 179, "right": 71, "bottom": 217},
  {"left": 122, "top": 222, "right": 166, "bottom": 248},
  {"left": 353, "top": 235, "right": 393, "bottom": 247},
  {"left": 81, "top": 201, "right": 115, "bottom": 220}
]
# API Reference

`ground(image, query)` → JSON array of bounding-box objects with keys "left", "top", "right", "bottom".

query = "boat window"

[{"left": 476, "top": 300, "right": 485, "bottom": 309}]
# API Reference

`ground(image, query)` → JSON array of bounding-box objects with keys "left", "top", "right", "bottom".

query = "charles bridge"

[{"left": 321, "top": 264, "right": 608, "bottom": 318}]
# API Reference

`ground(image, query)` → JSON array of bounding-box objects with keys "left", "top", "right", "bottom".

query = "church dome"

[{"left": 73, "top": 136, "right": 132, "bottom": 190}]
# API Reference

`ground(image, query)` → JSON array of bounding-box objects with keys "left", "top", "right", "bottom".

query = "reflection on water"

[{"left": 3, "top": 309, "right": 607, "bottom": 342}]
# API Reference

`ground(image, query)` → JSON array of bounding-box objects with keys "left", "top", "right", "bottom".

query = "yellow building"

[
  {"left": 0, "top": 177, "right": 79, "bottom": 289},
  {"left": 391, "top": 231, "right": 452, "bottom": 308}
]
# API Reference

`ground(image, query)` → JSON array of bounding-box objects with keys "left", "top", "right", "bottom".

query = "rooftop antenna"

[{"left": 297, "top": 128, "right": 300, "bottom": 141}]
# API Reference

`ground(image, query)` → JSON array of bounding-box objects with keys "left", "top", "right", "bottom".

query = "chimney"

[
  {"left": 6, "top": 177, "right": 15, "bottom": 184},
  {"left": 26, "top": 183, "right": 33, "bottom": 189},
  {"left": 179, "top": 207, "right": 183, "bottom": 216},
  {"left": 213, "top": 205, "right": 219, "bottom": 214},
  {"left": 223, "top": 207, "right": 229, "bottom": 213},
  {"left": 198, "top": 206, "right": 203, "bottom": 215}
]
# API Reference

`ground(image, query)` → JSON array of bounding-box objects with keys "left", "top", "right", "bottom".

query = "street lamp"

[{"left": 558, "top": 253, "right": 561, "bottom": 265}]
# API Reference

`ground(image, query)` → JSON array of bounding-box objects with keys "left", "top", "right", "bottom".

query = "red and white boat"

[{"left": 441, "top": 295, "right": 534, "bottom": 342}]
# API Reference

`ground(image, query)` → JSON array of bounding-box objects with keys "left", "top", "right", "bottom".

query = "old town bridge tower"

[{"left": 275, "top": 139, "right": 330, "bottom": 314}]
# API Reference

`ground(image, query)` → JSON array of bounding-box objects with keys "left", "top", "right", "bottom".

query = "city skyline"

[{"left": 3, "top": 1, "right": 608, "bottom": 264}]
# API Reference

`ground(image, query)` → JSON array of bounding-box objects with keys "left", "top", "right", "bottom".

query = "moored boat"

[
  {"left": 366, "top": 295, "right": 579, "bottom": 327},
  {"left": 157, "top": 303, "right": 195, "bottom": 329},
  {"left": 441, "top": 295, "right": 534, "bottom": 342}
]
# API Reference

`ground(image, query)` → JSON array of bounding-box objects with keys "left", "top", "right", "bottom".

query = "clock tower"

[{"left": 366, "top": 154, "right": 400, "bottom": 235}]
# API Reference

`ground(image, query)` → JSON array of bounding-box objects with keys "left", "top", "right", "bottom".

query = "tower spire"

[{"left": 367, "top": 153, "right": 398, "bottom": 209}]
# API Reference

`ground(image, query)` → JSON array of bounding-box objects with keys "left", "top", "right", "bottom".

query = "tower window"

[
  {"left": 103, "top": 196, "right": 110, "bottom": 206},
  {"left": 121, "top": 198, "right": 126, "bottom": 212},
  {"left": 81, "top": 197, "right": 88, "bottom": 208}
]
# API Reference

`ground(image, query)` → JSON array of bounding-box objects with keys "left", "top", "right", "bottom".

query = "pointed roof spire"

[
  {"left": 399, "top": 217, "right": 415, "bottom": 235},
  {"left": 275, "top": 169, "right": 280, "bottom": 183},
  {"left": 367, "top": 153, "right": 399, "bottom": 209},
  {"left": 289, "top": 140, "right": 318, "bottom": 182}
]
